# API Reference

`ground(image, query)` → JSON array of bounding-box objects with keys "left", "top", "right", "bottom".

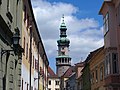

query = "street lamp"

[
  {"left": 34, "top": 71, "right": 42, "bottom": 81},
  {"left": 1, "top": 28, "right": 24, "bottom": 90},
  {"left": 1, "top": 28, "right": 23, "bottom": 56},
  {"left": 12, "top": 30, "right": 20, "bottom": 46}
]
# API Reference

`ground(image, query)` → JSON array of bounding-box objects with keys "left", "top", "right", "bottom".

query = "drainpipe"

[
  {"left": 38, "top": 41, "right": 40, "bottom": 90},
  {"left": 29, "top": 26, "right": 32, "bottom": 90}
]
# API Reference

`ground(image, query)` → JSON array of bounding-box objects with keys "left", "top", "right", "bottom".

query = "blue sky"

[
  {"left": 32, "top": 0, "right": 104, "bottom": 72},
  {"left": 47, "top": 0, "right": 104, "bottom": 24}
]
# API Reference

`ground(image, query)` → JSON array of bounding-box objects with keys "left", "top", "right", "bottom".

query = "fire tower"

[{"left": 56, "top": 15, "right": 71, "bottom": 77}]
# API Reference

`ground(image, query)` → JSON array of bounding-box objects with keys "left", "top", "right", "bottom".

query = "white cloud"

[{"left": 31, "top": 0, "right": 104, "bottom": 68}]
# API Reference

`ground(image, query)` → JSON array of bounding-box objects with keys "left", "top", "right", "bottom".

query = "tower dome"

[{"left": 57, "top": 37, "right": 70, "bottom": 46}]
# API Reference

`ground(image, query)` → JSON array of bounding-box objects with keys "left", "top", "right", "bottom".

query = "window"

[
  {"left": 55, "top": 89, "right": 59, "bottom": 90},
  {"left": 62, "top": 58, "right": 64, "bottom": 63},
  {"left": 91, "top": 72, "right": 94, "bottom": 84},
  {"left": 61, "top": 31, "right": 66, "bottom": 35},
  {"left": 26, "top": 43, "right": 28, "bottom": 59},
  {"left": 29, "top": 48, "right": 31, "bottom": 63},
  {"left": 55, "top": 81, "right": 59, "bottom": 85},
  {"left": 23, "top": 5, "right": 27, "bottom": 22},
  {"left": 117, "top": 3, "right": 120, "bottom": 25},
  {"left": 33, "top": 56, "right": 34, "bottom": 68},
  {"left": 49, "top": 80, "right": 51, "bottom": 85},
  {"left": 103, "top": 13, "right": 109, "bottom": 35},
  {"left": 112, "top": 53, "right": 118, "bottom": 74},
  {"left": 21, "top": 79, "right": 23, "bottom": 90},
  {"left": 61, "top": 52, "right": 65, "bottom": 55},
  {"left": 9, "top": 74, "right": 13, "bottom": 83},
  {"left": 105, "top": 55, "right": 111, "bottom": 76},
  {"left": 27, "top": 14, "right": 29, "bottom": 29},
  {"left": 27, "top": 83, "right": 29, "bottom": 90},
  {"left": 31, "top": 86, "right": 33, "bottom": 90},
  {"left": 100, "top": 67, "right": 103, "bottom": 81},
  {"left": 0, "top": 0, "right": 2, "bottom": 4},
  {"left": 35, "top": 59, "right": 38, "bottom": 70},
  {"left": 65, "top": 58, "right": 67, "bottom": 63},
  {"left": 23, "top": 37, "right": 25, "bottom": 54},
  {"left": 95, "top": 69, "right": 98, "bottom": 82}
]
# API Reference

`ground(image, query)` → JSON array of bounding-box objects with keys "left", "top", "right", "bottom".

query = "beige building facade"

[
  {"left": 48, "top": 66, "right": 60, "bottom": 90},
  {"left": 21, "top": 0, "right": 49, "bottom": 90},
  {"left": 89, "top": 47, "right": 105, "bottom": 90},
  {"left": 48, "top": 78, "right": 60, "bottom": 90}
]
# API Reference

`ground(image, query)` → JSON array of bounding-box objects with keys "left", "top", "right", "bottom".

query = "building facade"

[
  {"left": 56, "top": 15, "right": 71, "bottom": 77},
  {"left": 0, "top": 0, "right": 23, "bottom": 90},
  {"left": 21, "top": 0, "right": 49, "bottom": 90},
  {"left": 89, "top": 47, "right": 105, "bottom": 90},
  {"left": 48, "top": 66, "right": 60, "bottom": 90},
  {"left": 99, "top": 0, "right": 120, "bottom": 90},
  {"left": 66, "top": 72, "right": 76, "bottom": 90},
  {"left": 75, "top": 62, "right": 84, "bottom": 90},
  {"left": 81, "top": 59, "right": 91, "bottom": 90}
]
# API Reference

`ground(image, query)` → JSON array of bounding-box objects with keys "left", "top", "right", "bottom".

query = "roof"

[
  {"left": 48, "top": 66, "right": 58, "bottom": 78},
  {"left": 81, "top": 46, "right": 104, "bottom": 72},
  {"left": 99, "top": 1, "right": 112, "bottom": 15},
  {"left": 62, "top": 66, "right": 75, "bottom": 78},
  {"left": 75, "top": 61, "right": 85, "bottom": 67}
]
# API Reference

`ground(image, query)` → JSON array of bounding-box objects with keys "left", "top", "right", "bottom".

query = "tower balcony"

[{"left": 56, "top": 56, "right": 71, "bottom": 66}]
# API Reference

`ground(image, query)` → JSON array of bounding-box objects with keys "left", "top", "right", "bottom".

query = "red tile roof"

[{"left": 48, "top": 66, "right": 58, "bottom": 78}]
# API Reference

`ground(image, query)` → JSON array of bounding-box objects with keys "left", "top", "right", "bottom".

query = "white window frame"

[
  {"left": 112, "top": 53, "right": 118, "bottom": 74},
  {"left": 103, "top": 13, "right": 109, "bottom": 35}
]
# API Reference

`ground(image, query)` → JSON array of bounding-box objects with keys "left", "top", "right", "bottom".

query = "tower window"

[
  {"left": 62, "top": 58, "right": 64, "bottom": 63},
  {"left": 62, "top": 47, "right": 64, "bottom": 50},
  {"left": 65, "top": 58, "right": 67, "bottom": 63},
  {"left": 61, "top": 52, "right": 65, "bottom": 55}
]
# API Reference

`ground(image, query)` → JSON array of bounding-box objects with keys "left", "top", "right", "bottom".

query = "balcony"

[{"left": 105, "top": 74, "right": 120, "bottom": 86}]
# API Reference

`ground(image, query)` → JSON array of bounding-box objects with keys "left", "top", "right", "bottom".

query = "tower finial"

[
  {"left": 62, "top": 14, "right": 64, "bottom": 23},
  {"left": 60, "top": 14, "right": 66, "bottom": 28}
]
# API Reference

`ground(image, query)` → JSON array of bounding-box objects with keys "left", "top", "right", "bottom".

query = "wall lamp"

[
  {"left": 34, "top": 71, "right": 43, "bottom": 81},
  {"left": 1, "top": 28, "right": 24, "bottom": 57}
]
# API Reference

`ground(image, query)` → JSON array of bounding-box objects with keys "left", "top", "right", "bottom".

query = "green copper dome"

[
  {"left": 57, "top": 37, "right": 70, "bottom": 46},
  {"left": 57, "top": 15, "right": 70, "bottom": 46}
]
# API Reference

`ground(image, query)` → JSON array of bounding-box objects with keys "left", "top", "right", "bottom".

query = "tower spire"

[
  {"left": 62, "top": 14, "right": 64, "bottom": 24},
  {"left": 60, "top": 14, "right": 66, "bottom": 28}
]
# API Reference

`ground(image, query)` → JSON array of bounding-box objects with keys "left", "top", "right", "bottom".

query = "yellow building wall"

[{"left": 89, "top": 47, "right": 105, "bottom": 90}]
